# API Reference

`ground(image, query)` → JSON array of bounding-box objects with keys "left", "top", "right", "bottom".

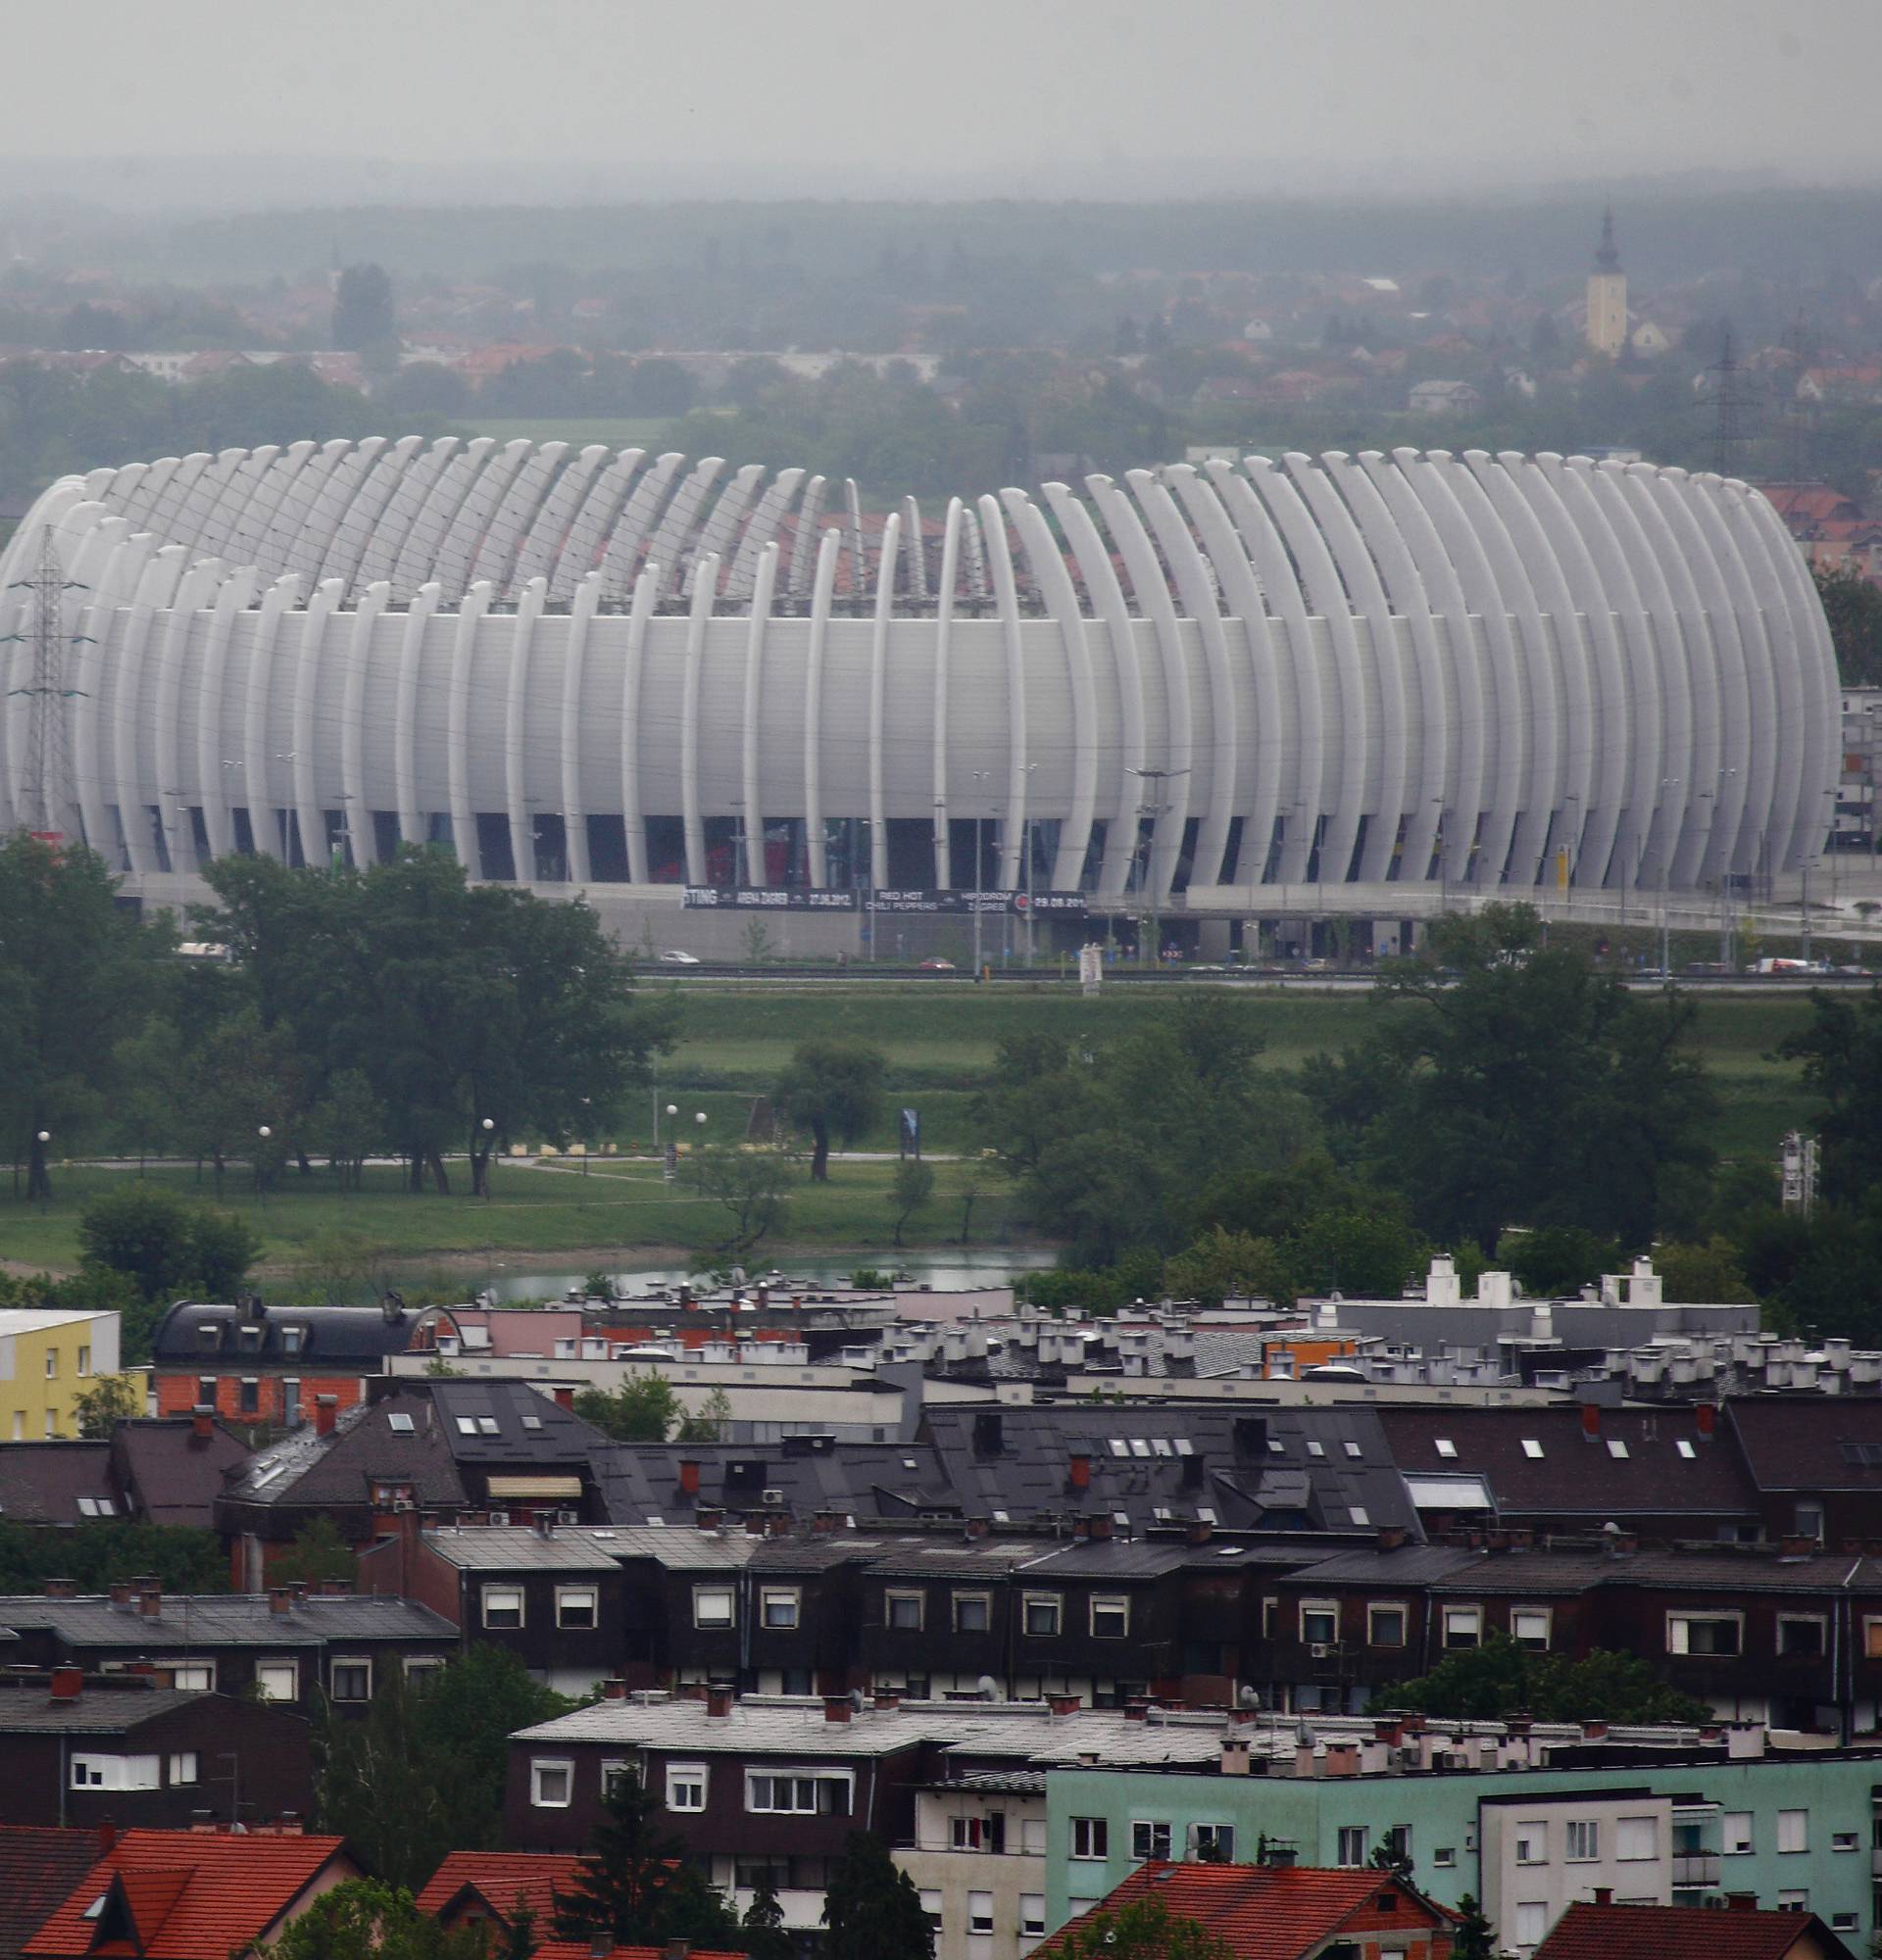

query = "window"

[
  {"left": 968, "top": 1892, "right": 993, "bottom": 1936},
  {"left": 1865, "top": 1617, "right": 1882, "bottom": 1659},
  {"left": 281, "top": 1380, "right": 300, "bottom": 1426},
  {"left": 1301, "top": 1601, "right": 1338, "bottom": 1645},
  {"left": 1777, "top": 1614, "right": 1825, "bottom": 1657},
  {"left": 44, "top": 1348, "right": 56, "bottom": 1379},
  {"left": 167, "top": 1752, "right": 198, "bottom": 1785},
  {"left": 481, "top": 1586, "right": 524, "bottom": 1630},
  {"left": 886, "top": 1590, "right": 925, "bottom": 1631},
  {"left": 1023, "top": 1593, "right": 1062, "bottom": 1638},
  {"left": 1511, "top": 1607, "right": 1552, "bottom": 1651},
  {"left": 1723, "top": 1812, "right": 1754, "bottom": 1854},
  {"left": 1020, "top": 1895, "right": 1046, "bottom": 1938},
  {"left": 387, "top": 1411, "right": 415, "bottom": 1434},
  {"left": 239, "top": 1377, "right": 260, "bottom": 1414},
  {"left": 1434, "top": 1438, "right": 1457, "bottom": 1458},
  {"left": 920, "top": 1891, "right": 943, "bottom": 1935},
  {"left": 954, "top": 1592, "right": 990, "bottom": 1633},
  {"left": 1349, "top": 1505, "right": 1370, "bottom": 1527},
  {"left": 1514, "top": 1902, "right": 1547, "bottom": 1948},
  {"left": 256, "top": 1659, "right": 298, "bottom": 1701},
  {"left": 197, "top": 1376, "right": 216, "bottom": 1406},
  {"left": 1777, "top": 1808, "right": 1808, "bottom": 1854},
  {"left": 1521, "top": 1438, "right": 1544, "bottom": 1458},
  {"left": 1777, "top": 1889, "right": 1808, "bottom": 1910},
  {"left": 1514, "top": 1823, "right": 1548, "bottom": 1865},
  {"left": 1565, "top": 1820, "right": 1599, "bottom": 1862},
  {"left": 160, "top": 1660, "right": 214, "bottom": 1690},
  {"left": 1132, "top": 1820, "right": 1172, "bottom": 1861},
  {"left": 1833, "top": 1832, "right": 1858, "bottom": 1852},
  {"left": 1833, "top": 1914, "right": 1860, "bottom": 1934},
  {"left": 1091, "top": 1595, "right": 1129, "bottom": 1639},
  {"left": 666, "top": 1763, "right": 707, "bottom": 1811},
  {"left": 1607, "top": 1439, "right": 1629, "bottom": 1459},
  {"left": 531, "top": 1759, "right": 572, "bottom": 1807},
  {"left": 43, "top": 1411, "right": 55, "bottom": 1440},
  {"left": 1191, "top": 1824, "right": 1234, "bottom": 1861},
  {"left": 76, "top": 1347, "right": 89, "bottom": 1377},
  {"left": 952, "top": 1816, "right": 984, "bottom": 1850},
  {"left": 281, "top": 1325, "right": 305, "bottom": 1355},
  {"left": 69, "top": 1756, "right": 155, "bottom": 1790},
  {"left": 1367, "top": 1604, "right": 1408, "bottom": 1647},
  {"left": 557, "top": 1587, "right": 599, "bottom": 1630},
  {"left": 693, "top": 1586, "right": 734, "bottom": 1629},
  {"left": 1071, "top": 1817, "right": 1109, "bottom": 1860},
  {"left": 747, "top": 1771, "right": 853, "bottom": 1815},
  {"left": 761, "top": 1587, "right": 800, "bottom": 1630},
  {"left": 1795, "top": 1501, "right": 1824, "bottom": 1542},
  {"left": 404, "top": 1657, "right": 444, "bottom": 1690},
  {"left": 1443, "top": 1605, "right": 1482, "bottom": 1648},
  {"left": 1667, "top": 1612, "right": 1741, "bottom": 1655},
  {"left": 1433, "top": 1847, "right": 1457, "bottom": 1870},
  {"left": 329, "top": 1657, "right": 371, "bottom": 1701},
  {"left": 1676, "top": 1438, "right": 1696, "bottom": 1458},
  {"left": 1616, "top": 1816, "right": 1657, "bottom": 1861},
  {"left": 1338, "top": 1826, "right": 1370, "bottom": 1867}
]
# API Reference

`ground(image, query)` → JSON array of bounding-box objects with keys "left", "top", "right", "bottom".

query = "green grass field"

[
  {"left": 454, "top": 417, "right": 678, "bottom": 449},
  {"left": 0, "top": 986, "right": 1820, "bottom": 1280}
]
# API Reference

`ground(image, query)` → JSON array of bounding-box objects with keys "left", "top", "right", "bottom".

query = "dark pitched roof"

[
  {"left": 923, "top": 1405, "right": 1420, "bottom": 1538},
  {"left": 221, "top": 1390, "right": 466, "bottom": 1516},
  {"left": 0, "top": 1446, "right": 117, "bottom": 1525},
  {"left": 0, "top": 1827, "right": 104, "bottom": 1960},
  {"left": 1728, "top": 1397, "right": 1882, "bottom": 1493},
  {"left": 1535, "top": 1899, "right": 1855, "bottom": 1960},
  {"left": 1374, "top": 1405, "right": 1758, "bottom": 1521},
  {"left": 108, "top": 1420, "right": 252, "bottom": 1529},
  {"left": 587, "top": 1441, "right": 958, "bottom": 1526},
  {"left": 151, "top": 1301, "right": 423, "bottom": 1369},
  {"left": 0, "top": 1687, "right": 214, "bottom": 1733},
  {"left": 0, "top": 1592, "right": 455, "bottom": 1649}
]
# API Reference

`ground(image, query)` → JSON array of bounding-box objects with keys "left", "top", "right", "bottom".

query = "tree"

[
  {"left": 776, "top": 1040, "right": 887, "bottom": 1180},
  {"left": 1450, "top": 1894, "right": 1497, "bottom": 1960},
  {"left": 698, "top": 1143, "right": 795, "bottom": 1253},
  {"left": 552, "top": 1768, "right": 740, "bottom": 1949},
  {"left": 1051, "top": 1896, "right": 1234, "bottom": 1960},
  {"left": 316, "top": 1647, "right": 570, "bottom": 1890},
  {"left": 71, "top": 1374, "right": 142, "bottom": 1439},
  {"left": 256, "top": 1879, "right": 490, "bottom": 1960},
  {"left": 674, "top": 1386, "right": 733, "bottom": 1444},
  {"left": 0, "top": 835, "right": 171, "bottom": 1199},
  {"left": 820, "top": 1831, "right": 933, "bottom": 1960},
  {"left": 272, "top": 1516, "right": 359, "bottom": 1589},
  {"left": 332, "top": 265, "right": 396, "bottom": 353},
  {"left": 78, "top": 1183, "right": 261, "bottom": 1307},
  {"left": 304, "top": 1069, "right": 386, "bottom": 1193},
  {"left": 572, "top": 1375, "right": 681, "bottom": 1441},
  {"left": 890, "top": 1157, "right": 934, "bottom": 1247},
  {"left": 1381, "top": 1632, "right": 1709, "bottom": 1724},
  {"left": 1780, "top": 987, "right": 1882, "bottom": 1204},
  {"left": 739, "top": 1876, "right": 792, "bottom": 1960},
  {"left": 0, "top": 1517, "right": 226, "bottom": 1593},
  {"left": 1813, "top": 563, "right": 1882, "bottom": 683}
]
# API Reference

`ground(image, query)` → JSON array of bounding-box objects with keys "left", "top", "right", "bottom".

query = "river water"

[{"left": 481, "top": 1246, "right": 1058, "bottom": 1303}]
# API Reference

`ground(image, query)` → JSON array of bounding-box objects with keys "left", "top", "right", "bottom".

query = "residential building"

[
  {"left": 23, "top": 1828, "right": 357, "bottom": 1960},
  {"left": 149, "top": 1298, "right": 425, "bottom": 1426},
  {"left": 902, "top": 1772, "right": 1049, "bottom": 1960},
  {"left": 0, "top": 1580, "right": 456, "bottom": 1717},
  {"left": 1038, "top": 1859, "right": 1455, "bottom": 1960},
  {"left": 0, "top": 1673, "right": 311, "bottom": 1829},
  {"left": 0, "top": 1308, "right": 123, "bottom": 1443},
  {"left": 1408, "top": 379, "right": 1483, "bottom": 415},
  {"left": 1535, "top": 1897, "right": 1855, "bottom": 1960},
  {"left": 414, "top": 1851, "right": 583, "bottom": 1939}
]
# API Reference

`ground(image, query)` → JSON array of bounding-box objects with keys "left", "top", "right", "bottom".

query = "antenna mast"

[
  {"left": 6, "top": 528, "right": 87, "bottom": 839},
  {"left": 1707, "top": 325, "right": 1755, "bottom": 476}
]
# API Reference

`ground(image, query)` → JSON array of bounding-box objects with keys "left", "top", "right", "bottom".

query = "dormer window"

[
  {"left": 281, "top": 1326, "right": 305, "bottom": 1355},
  {"left": 197, "top": 1324, "right": 222, "bottom": 1352}
]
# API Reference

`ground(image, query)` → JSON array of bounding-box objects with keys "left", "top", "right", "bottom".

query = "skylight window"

[
  {"left": 476, "top": 1417, "right": 500, "bottom": 1436},
  {"left": 1267, "top": 1438, "right": 1286, "bottom": 1454},
  {"left": 992, "top": 1509, "right": 1010, "bottom": 1523},
  {"left": 1521, "top": 1439, "right": 1543, "bottom": 1459},
  {"left": 1108, "top": 1439, "right": 1129, "bottom": 1458},
  {"left": 1350, "top": 1505, "right": 1370, "bottom": 1526},
  {"left": 645, "top": 1515, "right": 664, "bottom": 1528},
  {"left": 1197, "top": 1506, "right": 1217, "bottom": 1523},
  {"left": 1114, "top": 1510, "right": 1130, "bottom": 1526},
  {"left": 1675, "top": 1439, "right": 1697, "bottom": 1459},
  {"left": 1607, "top": 1439, "right": 1630, "bottom": 1459},
  {"left": 1153, "top": 1506, "right": 1172, "bottom": 1521},
  {"left": 1434, "top": 1439, "right": 1458, "bottom": 1459},
  {"left": 521, "top": 1415, "right": 543, "bottom": 1431},
  {"left": 456, "top": 1417, "right": 477, "bottom": 1436},
  {"left": 1129, "top": 1440, "right": 1152, "bottom": 1459},
  {"left": 1306, "top": 1441, "right": 1325, "bottom": 1458},
  {"left": 1343, "top": 1441, "right": 1362, "bottom": 1459},
  {"left": 1173, "top": 1439, "right": 1194, "bottom": 1457},
  {"left": 387, "top": 1412, "right": 415, "bottom": 1434},
  {"left": 1150, "top": 1439, "right": 1172, "bottom": 1457}
]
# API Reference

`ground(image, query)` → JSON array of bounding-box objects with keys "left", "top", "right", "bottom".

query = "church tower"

[{"left": 1585, "top": 205, "right": 1627, "bottom": 357}]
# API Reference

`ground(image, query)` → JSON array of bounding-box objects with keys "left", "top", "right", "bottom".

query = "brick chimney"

[
  {"left": 696, "top": 1507, "right": 722, "bottom": 1532},
  {"left": 678, "top": 1460, "right": 701, "bottom": 1496},
  {"left": 600, "top": 1679, "right": 627, "bottom": 1700},
  {"left": 1124, "top": 1698, "right": 1149, "bottom": 1722},
  {"left": 553, "top": 1387, "right": 574, "bottom": 1411},
  {"left": 1068, "top": 1453, "right": 1091, "bottom": 1492},
  {"left": 706, "top": 1686, "right": 734, "bottom": 1719},
  {"left": 49, "top": 1667, "right": 83, "bottom": 1702},
  {"left": 814, "top": 1509, "right": 841, "bottom": 1534},
  {"left": 1376, "top": 1525, "right": 1408, "bottom": 1553},
  {"left": 269, "top": 1585, "right": 294, "bottom": 1616},
  {"left": 1186, "top": 1519, "right": 1213, "bottom": 1545},
  {"left": 314, "top": 1395, "right": 338, "bottom": 1439},
  {"left": 1580, "top": 1401, "right": 1601, "bottom": 1440},
  {"left": 965, "top": 1515, "right": 990, "bottom": 1539},
  {"left": 96, "top": 1820, "right": 117, "bottom": 1854},
  {"left": 822, "top": 1694, "right": 853, "bottom": 1724},
  {"left": 109, "top": 1579, "right": 134, "bottom": 1609},
  {"left": 1593, "top": 1887, "right": 1613, "bottom": 1907},
  {"left": 1696, "top": 1401, "right": 1717, "bottom": 1439},
  {"left": 1090, "top": 1513, "right": 1114, "bottom": 1541},
  {"left": 137, "top": 1585, "right": 162, "bottom": 1618},
  {"left": 1048, "top": 1693, "right": 1080, "bottom": 1721},
  {"left": 873, "top": 1690, "right": 902, "bottom": 1710},
  {"left": 43, "top": 1576, "right": 75, "bottom": 1598},
  {"left": 190, "top": 1404, "right": 214, "bottom": 1444}
]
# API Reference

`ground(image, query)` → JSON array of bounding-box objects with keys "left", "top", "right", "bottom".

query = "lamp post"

[
  {"left": 694, "top": 1110, "right": 708, "bottom": 1194},
  {"left": 480, "top": 1116, "right": 495, "bottom": 1201},
  {"left": 968, "top": 769, "right": 994, "bottom": 978},
  {"left": 1127, "top": 767, "right": 1192, "bottom": 966},
  {"left": 256, "top": 1125, "right": 272, "bottom": 1208},
  {"left": 33, "top": 1130, "right": 48, "bottom": 1211}
]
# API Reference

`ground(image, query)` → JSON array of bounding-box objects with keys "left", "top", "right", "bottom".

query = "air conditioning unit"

[
  {"left": 1310, "top": 1642, "right": 1332, "bottom": 1659},
  {"left": 763, "top": 1488, "right": 785, "bottom": 1505},
  {"left": 488, "top": 1510, "right": 510, "bottom": 1526}
]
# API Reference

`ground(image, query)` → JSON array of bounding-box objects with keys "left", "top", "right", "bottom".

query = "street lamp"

[
  {"left": 1127, "top": 767, "right": 1192, "bottom": 966},
  {"left": 257, "top": 1125, "right": 272, "bottom": 1207},
  {"left": 968, "top": 770, "right": 994, "bottom": 978},
  {"left": 480, "top": 1117, "right": 495, "bottom": 1202},
  {"left": 33, "top": 1131, "right": 49, "bottom": 1211},
  {"left": 694, "top": 1110, "right": 708, "bottom": 1194}
]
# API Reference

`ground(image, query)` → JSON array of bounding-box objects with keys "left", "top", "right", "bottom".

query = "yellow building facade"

[
  {"left": 0, "top": 1307, "right": 125, "bottom": 1440},
  {"left": 1586, "top": 205, "right": 1627, "bottom": 357}
]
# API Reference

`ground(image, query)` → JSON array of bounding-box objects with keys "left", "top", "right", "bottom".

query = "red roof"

[
  {"left": 0, "top": 1827, "right": 104, "bottom": 1960},
  {"left": 1536, "top": 1900, "right": 1854, "bottom": 1960},
  {"left": 415, "top": 1852, "right": 584, "bottom": 1930},
  {"left": 1037, "top": 1862, "right": 1448, "bottom": 1960},
  {"left": 25, "top": 1830, "right": 351, "bottom": 1960}
]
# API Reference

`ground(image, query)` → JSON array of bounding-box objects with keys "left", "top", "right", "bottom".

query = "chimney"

[
  {"left": 1696, "top": 1402, "right": 1717, "bottom": 1438},
  {"left": 1376, "top": 1525, "right": 1408, "bottom": 1553},
  {"left": 814, "top": 1509, "right": 841, "bottom": 1535},
  {"left": 1220, "top": 1736, "right": 1252, "bottom": 1776},
  {"left": 767, "top": 1514, "right": 790, "bottom": 1538},
  {"left": 874, "top": 1689, "right": 903, "bottom": 1711},
  {"left": 96, "top": 1821, "right": 117, "bottom": 1855},
  {"left": 1089, "top": 1514, "right": 1114, "bottom": 1541},
  {"left": 1186, "top": 1519, "right": 1213, "bottom": 1545},
  {"left": 269, "top": 1585, "right": 294, "bottom": 1616},
  {"left": 678, "top": 1460, "right": 702, "bottom": 1496},
  {"left": 1580, "top": 1401, "right": 1601, "bottom": 1440},
  {"left": 965, "top": 1515, "right": 990, "bottom": 1540},
  {"left": 601, "top": 1679, "right": 628, "bottom": 1700},
  {"left": 1726, "top": 1893, "right": 1758, "bottom": 1912},
  {"left": 1593, "top": 1887, "right": 1613, "bottom": 1907},
  {"left": 667, "top": 1943, "right": 692, "bottom": 1960},
  {"left": 706, "top": 1685, "right": 734, "bottom": 1718},
  {"left": 744, "top": 1513, "right": 766, "bottom": 1535},
  {"left": 1124, "top": 1698, "right": 1149, "bottom": 1722},
  {"left": 109, "top": 1579, "right": 133, "bottom": 1609},
  {"left": 1049, "top": 1693, "right": 1080, "bottom": 1721},
  {"left": 822, "top": 1694, "right": 853, "bottom": 1724},
  {"left": 43, "top": 1576, "right": 75, "bottom": 1598},
  {"left": 588, "top": 1937, "right": 612, "bottom": 1960},
  {"left": 49, "top": 1666, "right": 83, "bottom": 1701},
  {"left": 137, "top": 1585, "right": 162, "bottom": 1618},
  {"left": 314, "top": 1395, "right": 338, "bottom": 1439},
  {"left": 1068, "top": 1453, "right": 1092, "bottom": 1492},
  {"left": 696, "top": 1507, "right": 722, "bottom": 1532},
  {"left": 191, "top": 1404, "right": 214, "bottom": 1444},
  {"left": 553, "top": 1387, "right": 574, "bottom": 1411},
  {"left": 1072, "top": 1516, "right": 1091, "bottom": 1541}
]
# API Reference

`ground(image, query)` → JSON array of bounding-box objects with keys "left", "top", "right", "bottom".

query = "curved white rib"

[
  {"left": 741, "top": 544, "right": 780, "bottom": 885},
  {"left": 803, "top": 529, "right": 840, "bottom": 889},
  {"left": 561, "top": 570, "right": 602, "bottom": 886}
]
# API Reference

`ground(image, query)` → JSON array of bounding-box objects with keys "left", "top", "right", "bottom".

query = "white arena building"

[{"left": 0, "top": 439, "right": 1838, "bottom": 956}]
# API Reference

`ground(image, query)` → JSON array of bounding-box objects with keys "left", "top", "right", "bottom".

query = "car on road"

[
  {"left": 918, "top": 956, "right": 957, "bottom": 970},
  {"left": 657, "top": 949, "right": 702, "bottom": 965}
]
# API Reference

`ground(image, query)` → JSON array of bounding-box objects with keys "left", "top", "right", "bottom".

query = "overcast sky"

[{"left": 9, "top": 0, "right": 1880, "bottom": 204}]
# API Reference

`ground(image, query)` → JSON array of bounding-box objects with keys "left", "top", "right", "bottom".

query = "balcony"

[{"left": 1672, "top": 1852, "right": 1721, "bottom": 1886}]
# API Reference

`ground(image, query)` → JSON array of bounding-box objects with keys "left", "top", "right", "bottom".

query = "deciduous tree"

[{"left": 777, "top": 1039, "right": 887, "bottom": 1180}]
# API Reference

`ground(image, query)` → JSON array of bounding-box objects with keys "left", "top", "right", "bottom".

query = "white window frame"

[
  {"left": 1020, "top": 1895, "right": 1046, "bottom": 1938},
  {"left": 967, "top": 1891, "right": 993, "bottom": 1936},
  {"left": 556, "top": 1585, "right": 599, "bottom": 1630},
  {"left": 1022, "top": 1592, "right": 1062, "bottom": 1638},
  {"left": 745, "top": 1768, "right": 854, "bottom": 1816},
  {"left": 1514, "top": 1902, "right": 1547, "bottom": 1948},
  {"left": 1667, "top": 1610, "right": 1743, "bottom": 1656},
  {"left": 404, "top": 1656, "right": 444, "bottom": 1689},
  {"left": 1090, "top": 1594, "right": 1129, "bottom": 1640},
  {"left": 1723, "top": 1812, "right": 1754, "bottom": 1854},
  {"left": 255, "top": 1658, "right": 299, "bottom": 1702},
  {"left": 1777, "top": 1809, "right": 1808, "bottom": 1855},
  {"left": 159, "top": 1658, "right": 215, "bottom": 1690},
  {"left": 1511, "top": 1606, "right": 1552, "bottom": 1650},
  {"left": 693, "top": 1585, "right": 735, "bottom": 1629},
  {"left": 1615, "top": 1816, "right": 1657, "bottom": 1862},
  {"left": 1776, "top": 1612, "right": 1826, "bottom": 1657},
  {"left": 328, "top": 1655, "right": 372, "bottom": 1701},
  {"left": 1367, "top": 1602, "right": 1409, "bottom": 1648},
  {"left": 953, "top": 1590, "right": 991, "bottom": 1633},
  {"left": 1131, "top": 1819, "right": 1172, "bottom": 1861},
  {"left": 666, "top": 1762, "right": 708, "bottom": 1812},
  {"left": 1300, "top": 1598, "right": 1339, "bottom": 1644},
  {"left": 1337, "top": 1825, "right": 1369, "bottom": 1867},
  {"left": 531, "top": 1758, "right": 574, "bottom": 1808},
  {"left": 481, "top": 1585, "right": 525, "bottom": 1630},
  {"left": 885, "top": 1589, "right": 925, "bottom": 1631},
  {"left": 1190, "top": 1823, "right": 1234, "bottom": 1861},
  {"left": 1514, "top": 1822, "right": 1548, "bottom": 1865},
  {"left": 761, "top": 1587, "right": 801, "bottom": 1630},
  {"left": 1070, "top": 1816, "right": 1109, "bottom": 1860},
  {"left": 167, "top": 1751, "right": 198, "bottom": 1785},
  {"left": 1442, "top": 1604, "right": 1482, "bottom": 1648},
  {"left": 1564, "top": 1819, "right": 1600, "bottom": 1863}
]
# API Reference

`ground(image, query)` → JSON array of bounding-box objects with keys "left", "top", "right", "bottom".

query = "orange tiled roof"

[
  {"left": 1536, "top": 1899, "right": 1852, "bottom": 1960},
  {"left": 25, "top": 1830, "right": 348, "bottom": 1960},
  {"left": 415, "top": 1851, "right": 585, "bottom": 1929}
]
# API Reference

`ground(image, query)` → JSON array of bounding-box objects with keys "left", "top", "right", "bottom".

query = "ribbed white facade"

[{"left": 0, "top": 439, "right": 1836, "bottom": 910}]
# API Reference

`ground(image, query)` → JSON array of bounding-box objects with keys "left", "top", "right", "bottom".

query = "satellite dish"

[
  {"left": 850, "top": 1688, "right": 867, "bottom": 1711},
  {"left": 976, "top": 1674, "right": 1003, "bottom": 1701},
  {"left": 1237, "top": 1685, "right": 1263, "bottom": 1709}
]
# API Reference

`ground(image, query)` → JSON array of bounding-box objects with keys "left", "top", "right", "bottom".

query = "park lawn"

[{"left": 0, "top": 1154, "right": 1020, "bottom": 1282}]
